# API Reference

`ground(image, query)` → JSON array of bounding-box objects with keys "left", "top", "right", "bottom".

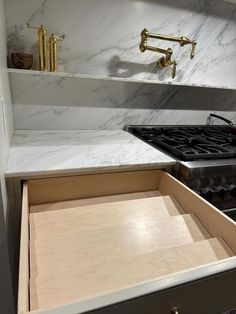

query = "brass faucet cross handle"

[{"left": 139, "top": 28, "right": 197, "bottom": 79}]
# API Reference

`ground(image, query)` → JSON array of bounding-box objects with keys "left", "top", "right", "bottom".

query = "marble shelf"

[{"left": 7, "top": 69, "right": 236, "bottom": 91}]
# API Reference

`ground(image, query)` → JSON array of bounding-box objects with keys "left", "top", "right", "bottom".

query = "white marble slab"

[
  {"left": 5, "top": 130, "right": 175, "bottom": 177},
  {"left": 8, "top": 68, "right": 236, "bottom": 90},
  {"left": 6, "top": 0, "right": 236, "bottom": 131},
  {"left": 6, "top": 0, "right": 236, "bottom": 88}
]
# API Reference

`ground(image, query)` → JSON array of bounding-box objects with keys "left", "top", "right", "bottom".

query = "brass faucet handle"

[
  {"left": 26, "top": 22, "right": 45, "bottom": 30},
  {"left": 139, "top": 28, "right": 149, "bottom": 52},
  {"left": 50, "top": 33, "right": 65, "bottom": 41},
  {"left": 141, "top": 28, "right": 149, "bottom": 38},
  {"left": 179, "top": 36, "right": 191, "bottom": 46},
  {"left": 171, "top": 307, "right": 180, "bottom": 314},
  {"left": 179, "top": 36, "right": 197, "bottom": 59},
  {"left": 57, "top": 34, "right": 65, "bottom": 41},
  {"left": 172, "top": 60, "right": 177, "bottom": 79},
  {"left": 190, "top": 40, "right": 197, "bottom": 59},
  {"left": 158, "top": 56, "right": 177, "bottom": 79}
]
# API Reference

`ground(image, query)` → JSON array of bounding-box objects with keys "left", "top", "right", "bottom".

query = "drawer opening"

[{"left": 18, "top": 170, "right": 236, "bottom": 313}]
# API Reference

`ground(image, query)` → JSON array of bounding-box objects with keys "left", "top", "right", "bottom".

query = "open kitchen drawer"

[{"left": 18, "top": 170, "right": 236, "bottom": 314}]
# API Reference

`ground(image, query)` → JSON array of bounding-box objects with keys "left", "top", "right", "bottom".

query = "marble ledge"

[
  {"left": 5, "top": 130, "right": 175, "bottom": 178},
  {"left": 8, "top": 69, "right": 236, "bottom": 91}
]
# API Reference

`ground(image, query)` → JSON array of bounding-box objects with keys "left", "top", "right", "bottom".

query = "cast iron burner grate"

[{"left": 126, "top": 126, "right": 236, "bottom": 161}]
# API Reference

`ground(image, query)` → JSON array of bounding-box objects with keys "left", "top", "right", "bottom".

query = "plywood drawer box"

[{"left": 18, "top": 170, "right": 236, "bottom": 314}]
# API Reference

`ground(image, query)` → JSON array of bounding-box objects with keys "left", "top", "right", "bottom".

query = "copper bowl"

[{"left": 11, "top": 52, "right": 33, "bottom": 70}]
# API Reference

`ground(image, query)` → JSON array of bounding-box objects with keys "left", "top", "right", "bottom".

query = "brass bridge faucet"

[{"left": 139, "top": 28, "right": 197, "bottom": 79}]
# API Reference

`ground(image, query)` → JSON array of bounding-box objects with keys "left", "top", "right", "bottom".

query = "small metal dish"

[{"left": 11, "top": 52, "right": 33, "bottom": 69}]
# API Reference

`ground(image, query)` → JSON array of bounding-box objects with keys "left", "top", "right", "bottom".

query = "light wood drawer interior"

[{"left": 18, "top": 169, "right": 236, "bottom": 314}]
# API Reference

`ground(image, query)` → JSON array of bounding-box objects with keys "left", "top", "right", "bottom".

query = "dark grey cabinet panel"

[
  {"left": 90, "top": 270, "right": 236, "bottom": 314},
  {"left": 0, "top": 186, "right": 15, "bottom": 314}
]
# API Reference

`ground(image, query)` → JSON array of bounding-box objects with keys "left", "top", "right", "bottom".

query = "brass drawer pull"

[{"left": 171, "top": 307, "right": 180, "bottom": 314}]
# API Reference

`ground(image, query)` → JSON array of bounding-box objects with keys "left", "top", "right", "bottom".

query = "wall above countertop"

[{"left": 6, "top": 0, "right": 236, "bottom": 89}]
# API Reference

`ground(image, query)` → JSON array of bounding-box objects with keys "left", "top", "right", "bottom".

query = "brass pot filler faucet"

[
  {"left": 139, "top": 28, "right": 197, "bottom": 79},
  {"left": 27, "top": 23, "right": 65, "bottom": 72}
]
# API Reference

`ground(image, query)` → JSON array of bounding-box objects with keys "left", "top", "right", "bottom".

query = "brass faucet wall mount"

[{"left": 139, "top": 28, "right": 197, "bottom": 79}]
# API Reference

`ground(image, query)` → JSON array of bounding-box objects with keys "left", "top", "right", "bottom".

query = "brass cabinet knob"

[{"left": 171, "top": 307, "right": 180, "bottom": 314}]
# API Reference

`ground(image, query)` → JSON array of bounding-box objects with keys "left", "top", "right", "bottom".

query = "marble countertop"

[{"left": 5, "top": 130, "right": 175, "bottom": 178}]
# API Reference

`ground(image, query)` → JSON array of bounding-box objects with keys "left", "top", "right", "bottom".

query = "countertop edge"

[{"left": 5, "top": 161, "right": 175, "bottom": 179}]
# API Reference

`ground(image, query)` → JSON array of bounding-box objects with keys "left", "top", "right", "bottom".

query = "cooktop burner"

[{"left": 126, "top": 125, "right": 236, "bottom": 161}]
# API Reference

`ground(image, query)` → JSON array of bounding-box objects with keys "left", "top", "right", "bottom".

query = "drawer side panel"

[
  {"left": 159, "top": 172, "right": 236, "bottom": 253},
  {"left": 18, "top": 182, "right": 30, "bottom": 314}
]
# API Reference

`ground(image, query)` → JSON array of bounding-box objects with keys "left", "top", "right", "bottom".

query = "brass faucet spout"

[
  {"left": 139, "top": 41, "right": 172, "bottom": 56},
  {"left": 139, "top": 29, "right": 173, "bottom": 58},
  {"left": 139, "top": 28, "right": 197, "bottom": 79},
  {"left": 139, "top": 28, "right": 177, "bottom": 78}
]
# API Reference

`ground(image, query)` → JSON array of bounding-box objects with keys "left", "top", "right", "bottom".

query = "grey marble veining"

[
  {"left": 6, "top": 0, "right": 236, "bottom": 88},
  {"left": 9, "top": 70, "right": 236, "bottom": 130},
  {"left": 6, "top": 0, "right": 236, "bottom": 131},
  {"left": 6, "top": 130, "right": 175, "bottom": 177}
]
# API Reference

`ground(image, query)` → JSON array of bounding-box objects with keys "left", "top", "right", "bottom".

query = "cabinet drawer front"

[{"left": 89, "top": 270, "right": 236, "bottom": 314}]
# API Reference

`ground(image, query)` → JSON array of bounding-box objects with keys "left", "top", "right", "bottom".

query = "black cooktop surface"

[{"left": 126, "top": 125, "right": 236, "bottom": 161}]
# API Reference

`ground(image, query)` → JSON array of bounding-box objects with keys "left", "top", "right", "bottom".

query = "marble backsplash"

[
  {"left": 9, "top": 71, "right": 236, "bottom": 130},
  {"left": 6, "top": 0, "right": 236, "bottom": 88}
]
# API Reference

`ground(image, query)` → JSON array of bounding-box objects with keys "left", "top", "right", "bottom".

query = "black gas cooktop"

[{"left": 126, "top": 125, "right": 236, "bottom": 161}]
